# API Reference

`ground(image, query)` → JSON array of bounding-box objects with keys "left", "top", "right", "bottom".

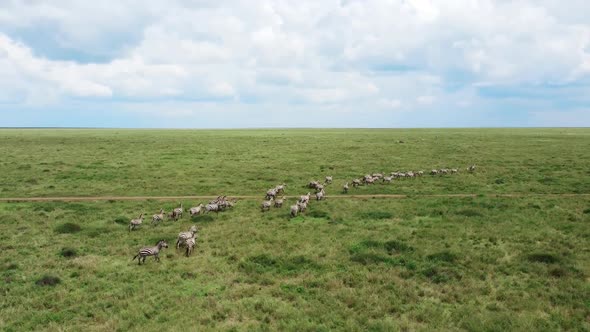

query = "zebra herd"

[
  {"left": 129, "top": 196, "right": 235, "bottom": 264},
  {"left": 260, "top": 175, "right": 333, "bottom": 217},
  {"left": 344, "top": 165, "right": 476, "bottom": 191},
  {"left": 130, "top": 165, "right": 477, "bottom": 264}
]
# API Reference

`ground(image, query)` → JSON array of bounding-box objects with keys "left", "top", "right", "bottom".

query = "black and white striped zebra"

[
  {"left": 176, "top": 226, "right": 198, "bottom": 249},
  {"left": 132, "top": 240, "right": 168, "bottom": 265},
  {"left": 173, "top": 203, "right": 183, "bottom": 220},
  {"left": 129, "top": 213, "right": 144, "bottom": 231},
  {"left": 152, "top": 209, "right": 165, "bottom": 225},
  {"left": 184, "top": 237, "right": 196, "bottom": 257}
]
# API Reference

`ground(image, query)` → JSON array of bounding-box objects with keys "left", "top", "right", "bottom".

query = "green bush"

[{"left": 54, "top": 223, "right": 81, "bottom": 234}]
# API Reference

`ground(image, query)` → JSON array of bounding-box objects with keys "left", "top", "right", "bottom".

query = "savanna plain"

[{"left": 0, "top": 128, "right": 589, "bottom": 331}]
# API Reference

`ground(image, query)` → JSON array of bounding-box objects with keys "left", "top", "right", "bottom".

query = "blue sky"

[{"left": 1, "top": 0, "right": 589, "bottom": 128}]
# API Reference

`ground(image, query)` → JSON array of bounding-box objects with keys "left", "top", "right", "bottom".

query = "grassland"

[{"left": 0, "top": 128, "right": 589, "bottom": 331}]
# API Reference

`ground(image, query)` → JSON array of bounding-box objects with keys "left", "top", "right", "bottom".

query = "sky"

[{"left": 1, "top": 0, "right": 589, "bottom": 128}]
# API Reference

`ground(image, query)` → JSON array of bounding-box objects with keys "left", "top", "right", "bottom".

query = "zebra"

[
  {"left": 184, "top": 236, "right": 196, "bottom": 257},
  {"left": 468, "top": 165, "right": 476, "bottom": 172},
  {"left": 290, "top": 204, "right": 299, "bottom": 217},
  {"left": 430, "top": 169, "right": 438, "bottom": 175},
  {"left": 417, "top": 171, "right": 424, "bottom": 177},
  {"left": 176, "top": 225, "right": 198, "bottom": 249},
  {"left": 343, "top": 182, "right": 349, "bottom": 193},
  {"left": 275, "top": 184, "right": 286, "bottom": 194},
  {"left": 205, "top": 203, "right": 221, "bottom": 214},
  {"left": 325, "top": 176, "right": 333, "bottom": 184},
  {"left": 316, "top": 189, "right": 325, "bottom": 201},
  {"left": 451, "top": 168, "right": 458, "bottom": 174},
  {"left": 266, "top": 188, "right": 278, "bottom": 200},
  {"left": 352, "top": 179, "right": 361, "bottom": 187},
  {"left": 382, "top": 176, "right": 393, "bottom": 183},
  {"left": 129, "top": 213, "right": 144, "bottom": 231},
  {"left": 261, "top": 198, "right": 273, "bottom": 212},
  {"left": 274, "top": 196, "right": 285, "bottom": 208},
  {"left": 152, "top": 209, "right": 165, "bottom": 225},
  {"left": 132, "top": 240, "right": 168, "bottom": 265},
  {"left": 297, "top": 201, "right": 308, "bottom": 213},
  {"left": 173, "top": 203, "right": 183, "bottom": 220},
  {"left": 189, "top": 204, "right": 205, "bottom": 216},
  {"left": 308, "top": 181, "right": 321, "bottom": 189},
  {"left": 299, "top": 192, "right": 311, "bottom": 204},
  {"left": 315, "top": 184, "right": 325, "bottom": 192}
]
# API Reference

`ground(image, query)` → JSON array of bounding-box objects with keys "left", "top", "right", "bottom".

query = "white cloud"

[{"left": 0, "top": 0, "right": 589, "bottom": 126}]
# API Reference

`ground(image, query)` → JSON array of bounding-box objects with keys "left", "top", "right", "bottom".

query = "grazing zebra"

[
  {"left": 372, "top": 173, "right": 383, "bottom": 180},
  {"left": 274, "top": 196, "right": 285, "bottom": 208},
  {"left": 468, "top": 165, "right": 476, "bottom": 172},
  {"left": 316, "top": 189, "right": 325, "bottom": 201},
  {"left": 129, "top": 213, "right": 144, "bottom": 231},
  {"left": 132, "top": 240, "right": 168, "bottom": 265},
  {"left": 173, "top": 203, "right": 183, "bottom": 220},
  {"left": 152, "top": 209, "right": 165, "bottom": 225},
  {"left": 383, "top": 176, "right": 393, "bottom": 183},
  {"left": 430, "top": 169, "right": 438, "bottom": 175},
  {"left": 352, "top": 179, "right": 361, "bottom": 187},
  {"left": 325, "top": 176, "right": 333, "bottom": 184},
  {"left": 315, "top": 184, "right": 325, "bottom": 192},
  {"left": 176, "top": 225, "right": 198, "bottom": 249},
  {"left": 189, "top": 204, "right": 205, "bottom": 216},
  {"left": 417, "top": 171, "right": 424, "bottom": 177},
  {"left": 261, "top": 198, "right": 273, "bottom": 212},
  {"left": 439, "top": 169, "right": 449, "bottom": 175},
  {"left": 451, "top": 168, "right": 458, "bottom": 174},
  {"left": 185, "top": 236, "right": 196, "bottom": 257},
  {"left": 343, "top": 182, "right": 349, "bottom": 193}
]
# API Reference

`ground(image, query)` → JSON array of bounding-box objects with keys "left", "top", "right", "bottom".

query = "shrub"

[
  {"left": 36, "top": 275, "right": 61, "bottom": 286},
  {"left": 54, "top": 223, "right": 81, "bottom": 234},
  {"left": 308, "top": 210, "right": 331, "bottom": 219},
  {"left": 427, "top": 251, "right": 458, "bottom": 263},
  {"left": 113, "top": 217, "right": 128, "bottom": 225},
  {"left": 527, "top": 253, "right": 560, "bottom": 264},
  {"left": 384, "top": 240, "right": 414, "bottom": 254},
  {"left": 59, "top": 247, "right": 77, "bottom": 258}
]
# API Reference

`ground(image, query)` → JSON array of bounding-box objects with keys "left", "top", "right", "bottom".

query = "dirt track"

[{"left": 0, "top": 193, "right": 588, "bottom": 202}]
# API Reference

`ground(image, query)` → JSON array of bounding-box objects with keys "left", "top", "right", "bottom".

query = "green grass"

[
  {"left": 0, "top": 128, "right": 589, "bottom": 331},
  {"left": 0, "top": 128, "right": 589, "bottom": 198}
]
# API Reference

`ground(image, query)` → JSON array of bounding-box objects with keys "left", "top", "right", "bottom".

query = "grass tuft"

[
  {"left": 59, "top": 247, "right": 77, "bottom": 258},
  {"left": 113, "top": 216, "right": 128, "bottom": 225},
  {"left": 54, "top": 222, "right": 81, "bottom": 234},
  {"left": 427, "top": 251, "right": 458, "bottom": 263},
  {"left": 527, "top": 253, "right": 560, "bottom": 264},
  {"left": 35, "top": 275, "right": 61, "bottom": 286}
]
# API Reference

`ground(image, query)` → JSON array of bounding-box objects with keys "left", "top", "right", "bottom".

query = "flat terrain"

[{"left": 0, "top": 129, "right": 589, "bottom": 331}]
